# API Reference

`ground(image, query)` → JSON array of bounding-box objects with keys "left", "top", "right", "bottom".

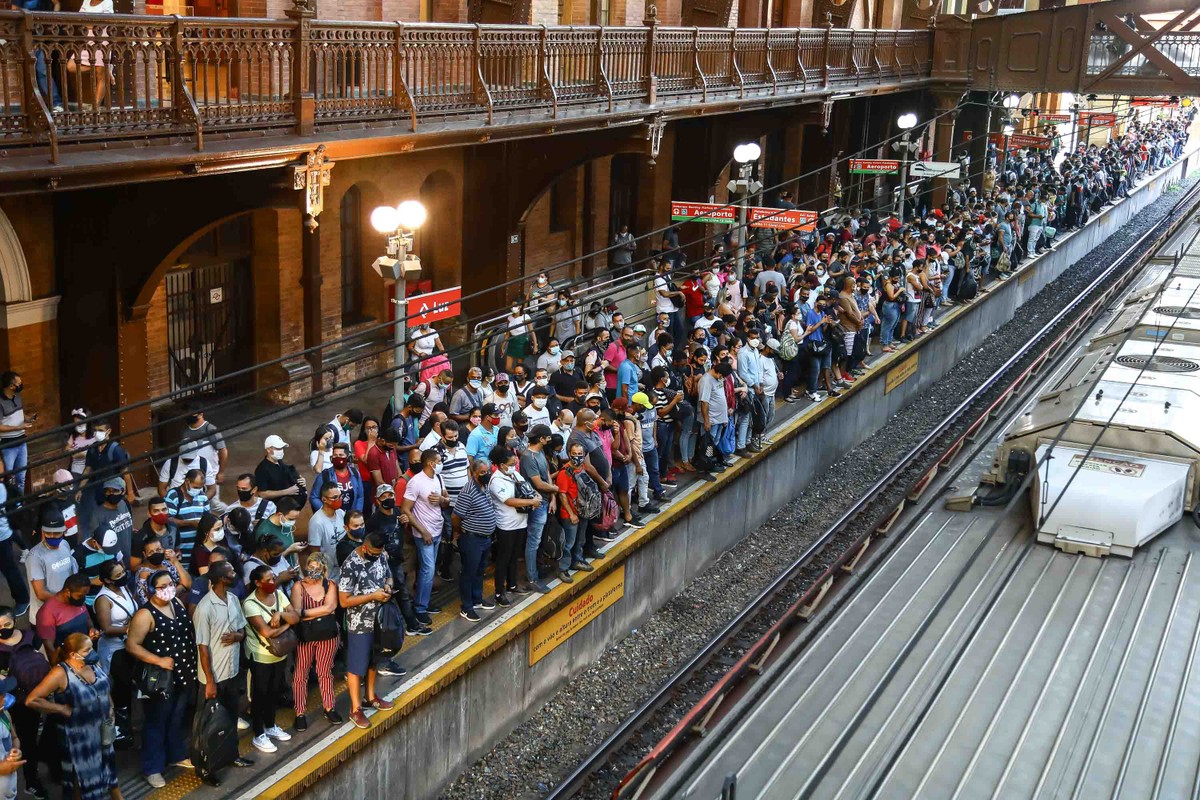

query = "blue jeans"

[
  {"left": 1, "top": 441, "right": 27, "bottom": 495},
  {"left": 525, "top": 497, "right": 548, "bottom": 583},
  {"left": 33, "top": 50, "right": 61, "bottom": 108},
  {"left": 412, "top": 535, "right": 439, "bottom": 614},
  {"left": 881, "top": 302, "right": 900, "bottom": 347},
  {"left": 708, "top": 421, "right": 728, "bottom": 460},
  {"left": 142, "top": 691, "right": 190, "bottom": 776},
  {"left": 736, "top": 411, "right": 751, "bottom": 450},
  {"left": 558, "top": 517, "right": 581, "bottom": 571},
  {"left": 458, "top": 532, "right": 490, "bottom": 609},
  {"left": 808, "top": 347, "right": 831, "bottom": 392},
  {"left": 678, "top": 403, "right": 697, "bottom": 463},
  {"left": 941, "top": 265, "right": 955, "bottom": 301},
  {"left": 640, "top": 447, "right": 661, "bottom": 501}
]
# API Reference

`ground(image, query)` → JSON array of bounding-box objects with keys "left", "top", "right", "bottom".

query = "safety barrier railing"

[{"left": 0, "top": 12, "right": 932, "bottom": 161}]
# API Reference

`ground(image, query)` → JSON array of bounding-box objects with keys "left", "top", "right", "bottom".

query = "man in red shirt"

[
  {"left": 681, "top": 275, "right": 706, "bottom": 325},
  {"left": 365, "top": 428, "right": 401, "bottom": 500},
  {"left": 34, "top": 574, "right": 95, "bottom": 662}
]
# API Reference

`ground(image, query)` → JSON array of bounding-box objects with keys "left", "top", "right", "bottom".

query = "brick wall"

[
  {"left": 530, "top": 0, "right": 556, "bottom": 25},
  {"left": 145, "top": 282, "right": 169, "bottom": 400},
  {"left": 0, "top": 196, "right": 55, "bottom": 299},
  {"left": 0, "top": 318, "right": 58, "bottom": 442},
  {"left": 523, "top": 179, "right": 578, "bottom": 273}
]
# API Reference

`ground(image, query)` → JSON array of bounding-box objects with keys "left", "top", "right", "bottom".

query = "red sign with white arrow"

[{"left": 408, "top": 286, "right": 461, "bottom": 325}]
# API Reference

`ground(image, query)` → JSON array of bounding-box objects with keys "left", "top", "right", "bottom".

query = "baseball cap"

[
  {"left": 494, "top": 373, "right": 510, "bottom": 383},
  {"left": 98, "top": 527, "right": 118, "bottom": 549},
  {"left": 53, "top": 468, "right": 73, "bottom": 485},
  {"left": 102, "top": 477, "right": 125, "bottom": 492},
  {"left": 375, "top": 483, "right": 395, "bottom": 498},
  {"left": 633, "top": 323, "right": 647, "bottom": 334},
  {"left": 481, "top": 402, "right": 500, "bottom": 417},
  {"left": 264, "top": 434, "right": 288, "bottom": 449},
  {"left": 40, "top": 506, "right": 66, "bottom": 533},
  {"left": 631, "top": 392, "right": 653, "bottom": 409}
]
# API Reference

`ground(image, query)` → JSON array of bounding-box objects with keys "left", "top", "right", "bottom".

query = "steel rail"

[{"left": 541, "top": 173, "right": 1200, "bottom": 800}]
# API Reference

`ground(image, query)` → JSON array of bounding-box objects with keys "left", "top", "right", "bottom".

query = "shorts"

[
  {"left": 345, "top": 631, "right": 376, "bottom": 678},
  {"left": 506, "top": 334, "right": 529, "bottom": 359},
  {"left": 611, "top": 461, "right": 630, "bottom": 494}
]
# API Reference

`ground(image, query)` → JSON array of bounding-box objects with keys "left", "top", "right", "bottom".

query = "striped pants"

[{"left": 293, "top": 638, "right": 338, "bottom": 715}]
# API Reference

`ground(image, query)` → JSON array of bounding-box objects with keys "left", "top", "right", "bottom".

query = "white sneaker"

[
  {"left": 806, "top": 392, "right": 823, "bottom": 402},
  {"left": 265, "top": 725, "right": 292, "bottom": 742},
  {"left": 237, "top": 717, "right": 251, "bottom": 731},
  {"left": 252, "top": 734, "right": 277, "bottom": 753},
  {"left": 146, "top": 773, "right": 166, "bottom": 788}
]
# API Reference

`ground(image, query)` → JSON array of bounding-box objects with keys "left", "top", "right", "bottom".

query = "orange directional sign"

[{"left": 748, "top": 207, "right": 818, "bottom": 231}]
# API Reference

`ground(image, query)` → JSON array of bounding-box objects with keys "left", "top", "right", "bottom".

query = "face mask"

[
  {"left": 470, "top": 417, "right": 482, "bottom": 426},
  {"left": 362, "top": 552, "right": 381, "bottom": 564},
  {"left": 104, "top": 492, "right": 123, "bottom": 505},
  {"left": 282, "top": 520, "right": 296, "bottom": 533},
  {"left": 10, "top": 385, "right": 21, "bottom": 394},
  {"left": 107, "top": 573, "right": 126, "bottom": 587},
  {"left": 306, "top": 567, "right": 325, "bottom": 581},
  {"left": 380, "top": 498, "right": 396, "bottom": 511},
  {"left": 209, "top": 527, "right": 225, "bottom": 543},
  {"left": 346, "top": 526, "right": 364, "bottom": 540},
  {"left": 93, "top": 430, "right": 109, "bottom": 442},
  {"left": 186, "top": 414, "right": 201, "bottom": 425},
  {"left": 511, "top": 307, "right": 520, "bottom": 316},
  {"left": 150, "top": 511, "right": 169, "bottom": 526},
  {"left": 570, "top": 454, "right": 585, "bottom": 466},
  {"left": 75, "top": 424, "right": 87, "bottom": 434},
  {"left": 68, "top": 594, "right": 86, "bottom": 607},
  {"left": 533, "top": 398, "right": 547, "bottom": 410},
  {"left": 331, "top": 456, "right": 349, "bottom": 470},
  {"left": 237, "top": 489, "right": 254, "bottom": 503},
  {"left": 146, "top": 552, "right": 166, "bottom": 566},
  {"left": 535, "top": 378, "right": 549, "bottom": 387},
  {"left": 479, "top": 474, "right": 491, "bottom": 487},
  {"left": 44, "top": 537, "right": 63, "bottom": 549},
  {"left": 469, "top": 379, "right": 482, "bottom": 390},
  {"left": 0, "top": 695, "right": 11, "bottom": 712},
  {"left": 434, "top": 463, "right": 444, "bottom": 476},
  {"left": 0, "top": 627, "right": 17, "bottom": 641},
  {"left": 496, "top": 383, "right": 510, "bottom": 393},
  {"left": 190, "top": 486, "right": 205, "bottom": 498},
  {"left": 562, "top": 362, "right": 575, "bottom": 372},
  {"left": 538, "top": 276, "right": 548, "bottom": 285},
  {"left": 549, "top": 346, "right": 561, "bottom": 355},
  {"left": 749, "top": 339, "right": 761, "bottom": 349},
  {"left": 269, "top": 448, "right": 286, "bottom": 460},
  {"left": 83, "top": 651, "right": 100, "bottom": 667},
  {"left": 258, "top": 581, "right": 277, "bottom": 595},
  {"left": 443, "top": 437, "right": 459, "bottom": 447}
]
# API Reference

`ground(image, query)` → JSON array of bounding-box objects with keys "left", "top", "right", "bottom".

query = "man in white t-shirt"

[{"left": 402, "top": 449, "right": 449, "bottom": 623}]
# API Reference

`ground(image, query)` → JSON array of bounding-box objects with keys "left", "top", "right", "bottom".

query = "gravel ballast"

[{"left": 440, "top": 176, "right": 1199, "bottom": 800}]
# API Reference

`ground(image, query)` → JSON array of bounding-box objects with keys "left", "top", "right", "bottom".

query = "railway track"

[{"left": 545, "top": 176, "right": 1200, "bottom": 800}]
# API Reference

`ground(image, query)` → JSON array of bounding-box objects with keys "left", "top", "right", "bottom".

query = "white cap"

[
  {"left": 100, "top": 528, "right": 118, "bottom": 549},
  {"left": 264, "top": 434, "right": 288, "bottom": 449}
]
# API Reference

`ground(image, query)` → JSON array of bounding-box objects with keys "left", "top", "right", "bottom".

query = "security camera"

[{"left": 372, "top": 254, "right": 422, "bottom": 280}]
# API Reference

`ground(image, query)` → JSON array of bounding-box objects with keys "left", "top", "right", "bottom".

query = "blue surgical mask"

[
  {"left": 83, "top": 651, "right": 100, "bottom": 667},
  {"left": 469, "top": 379, "right": 482, "bottom": 390},
  {"left": 44, "top": 538, "right": 63, "bottom": 549}
]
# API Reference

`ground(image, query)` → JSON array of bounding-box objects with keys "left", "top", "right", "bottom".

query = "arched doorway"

[
  {"left": 160, "top": 214, "right": 255, "bottom": 398},
  {"left": 418, "top": 170, "right": 458, "bottom": 288}
]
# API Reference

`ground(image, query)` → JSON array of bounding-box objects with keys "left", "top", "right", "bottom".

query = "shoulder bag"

[
  {"left": 249, "top": 593, "right": 299, "bottom": 658},
  {"left": 297, "top": 581, "right": 340, "bottom": 643}
]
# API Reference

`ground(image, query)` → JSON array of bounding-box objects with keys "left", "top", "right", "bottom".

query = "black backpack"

[
  {"left": 957, "top": 268, "right": 979, "bottom": 301},
  {"left": 374, "top": 599, "right": 405, "bottom": 655},
  {"left": 190, "top": 699, "right": 239, "bottom": 778}
]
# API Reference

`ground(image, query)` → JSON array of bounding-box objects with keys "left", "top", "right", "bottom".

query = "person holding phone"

[
  {"left": 336, "top": 532, "right": 396, "bottom": 730},
  {"left": 0, "top": 371, "right": 34, "bottom": 494}
]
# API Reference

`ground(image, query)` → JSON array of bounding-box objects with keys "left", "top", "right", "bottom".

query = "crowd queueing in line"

[{"left": 0, "top": 113, "right": 1187, "bottom": 799}]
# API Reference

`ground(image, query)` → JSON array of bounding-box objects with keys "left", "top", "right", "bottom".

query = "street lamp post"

[
  {"left": 893, "top": 112, "right": 918, "bottom": 224},
  {"left": 371, "top": 199, "right": 428, "bottom": 406},
  {"left": 1001, "top": 122, "right": 1015, "bottom": 179},
  {"left": 1000, "top": 93, "right": 1020, "bottom": 182},
  {"left": 730, "top": 142, "right": 762, "bottom": 281}
]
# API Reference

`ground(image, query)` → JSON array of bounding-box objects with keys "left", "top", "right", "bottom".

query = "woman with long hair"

[{"left": 354, "top": 416, "right": 381, "bottom": 483}]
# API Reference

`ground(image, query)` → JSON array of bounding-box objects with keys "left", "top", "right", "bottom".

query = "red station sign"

[
  {"left": 408, "top": 286, "right": 461, "bottom": 325},
  {"left": 748, "top": 207, "right": 819, "bottom": 231}
]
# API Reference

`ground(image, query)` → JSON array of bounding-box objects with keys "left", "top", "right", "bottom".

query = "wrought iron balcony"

[{"left": 0, "top": 12, "right": 932, "bottom": 165}]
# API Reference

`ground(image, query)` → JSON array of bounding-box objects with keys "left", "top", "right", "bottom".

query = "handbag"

[
  {"left": 806, "top": 338, "right": 830, "bottom": 356},
  {"left": 298, "top": 582, "right": 340, "bottom": 643},
  {"left": 138, "top": 663, "right": 174, "bottom": 700},
  {"left": 249, "top": 593, "right": 300, "bottom": 658}
]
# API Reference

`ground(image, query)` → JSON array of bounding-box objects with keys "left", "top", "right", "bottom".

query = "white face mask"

[
  {"left": 93, "top": 430, "right": 109, "bottom": 442},
  {"left": 210, "top": 527, "right": 225, "bottom": 543},
  {"left": 535, "top": 378, "right": 548, "bottom": 387},
  {"left": 538, "top": 276, "right": 547, "bottom": 285},
  {"left": 269, "top": 448, "right": 286, "bottom": 460},
  {"left": 549, "top": 346, "right": 560, "bottom": 355},
  {"left": 749, "top": 338, "right": 761, "bottom": 349},
  {"left": 533, "top": 398, "right": 547, "bottom": 410},
  {"left": 511, "top": 307, "right": 520, "bottom": 316},
  {"left": 75, "top": 424, "right": 87, "bottom": 434}
]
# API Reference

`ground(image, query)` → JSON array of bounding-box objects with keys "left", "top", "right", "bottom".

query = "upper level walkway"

[{"left": 0, "top": 14, "right": 933, "bottom": 189}]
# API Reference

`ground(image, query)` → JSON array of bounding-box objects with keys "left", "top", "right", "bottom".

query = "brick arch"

[
  {"left": 0, "top": 204, "right": 31, "bottom": 304},
  {"left": 417, "top": 169, "right": 459, "bottom": 288}
]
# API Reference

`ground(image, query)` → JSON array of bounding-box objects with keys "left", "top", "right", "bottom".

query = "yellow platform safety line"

[{"left": 168, "top": 278, "right": 1006, "bottom": 800}]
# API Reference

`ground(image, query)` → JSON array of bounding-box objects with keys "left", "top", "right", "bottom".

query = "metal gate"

[{"left": 165, "top": 258, "right": 253, "bottom": 397}]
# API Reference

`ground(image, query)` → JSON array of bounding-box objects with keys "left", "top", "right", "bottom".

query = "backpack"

[
  {"left": 958, "top": 268, "right": 979, "bottom": 301},
  {"left": 163, "top": 455, "right": 209, "bottom": 487},
  {"left": 598, "top": 490, "right": 620, "bottom": 531},
  {"left": 5, "top": 634, "right": 50, "bottom": 699},
  {"left": 190, "top": 698, "right": 239, "bottom": 778},
  {"left": 777, "top": 328, "right": 799, "bottom": 361},
  {"left": 693, "top": 430, "right": 720, "bottom": 472},
  {"left": 374, "top": 599, "right": 405, "bottom": 655},
  {"left": 572, "top": 469, "right": 602, "bottom": 520}
]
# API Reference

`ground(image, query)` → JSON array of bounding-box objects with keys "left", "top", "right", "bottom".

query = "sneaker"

[
  {"left": 653, "top": 492, "right": 669, "bottom": 502},
  {"left": 233, "top": 757, "right": 255, "bottom": 767},
  {"left": 52, "top": 104, "right": 63, "bottom": 113},
  {"left": 376, "top": 661, "right": 406, "bottom": 677},
  {"left": 324, "top": 708, "right": 343, "bottom": 724},
  {"left": 660, "top": 476, "right": 678, "bottom": 486},
  {"left": 460, "top": 607, "right": 482, "bottom": 622},
  {"left": 533, "top": 580, "right": 552, "bottom": 594},
  {"left": 415, "top": 611, "right": 433, "bottom": 625},
  {"left": 571, "top": 561, "right": 595, "bottom": 572},
  {"left": 146, "top": 773, "right": 167, "bottom": 789},
  {"left": 350, "top": 710, "right": 370, "bottom": 729},
  {"left": 12, "top": 602, "right": 28, "bottom": 618},
  {"left": 294, "top": 714, "right": 308, "bottom": 732},
  {"left": 805, "top": 392, "right": 822, "bottom": 402},
  {"left": 842, "top": 374, "right": 856, "bottom": 383},
  {"left": 496, "top": 593, "right": 513, "bottom": 608},
  {"left": 25, "top": 786, "right": 48, "bottom": 800},
  {"left": 265, "top": 726, "right": 292, "bottom": 742},
  {"left": 478, "top": 598, "right": 497, "bottom": 610},
  {"left": 252, "top": 735, "right": 278, "bottom": 753},
  {"left": 626, "top": 518, "right": 646, "bottom": 529},
  {"left": 426, "top": 605, "right": 443, "bottom": 614},
  {"left": 369, "top": 696, "right": 395, "bottom": 711},
  {"left": 557, "top": 570, "right": 575, "bottom": 583},
  {"left": 640, "top": 503, "right": 662, "bottom": 514},
  {"left": 834, "top": 381, "right": 850, "bottom": 389},
  {"left": 407, "top": 623, "right": 433, "bottom": 636},
  {"left": 237, "top": 717, "right": 251, "bottom": 731},
  {"left": 828, "top": 389, "right": 842, "bottom": 398},
  {"left": 511, "top": 584, "right": 532, "bottom": 596},
  {"left": 584, "top": 549, "right": 605, "bottom": 560}
]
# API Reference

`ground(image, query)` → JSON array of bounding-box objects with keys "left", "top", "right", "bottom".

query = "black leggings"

[
  {"left": 249, "top": 659, "right": 286, "bottom": 736},
  {"left": 494, "top": 527, "right": 523, "bottom": 593},
  {"left": 11, "top": 702, "right": 58, "bottom": 787},
  {"left": 108, "top": 647, "right": 134, "bottom": 712}
]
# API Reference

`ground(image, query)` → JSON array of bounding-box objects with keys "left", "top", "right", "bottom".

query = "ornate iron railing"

[{"left": 1, "top": 11, "right": 931, "bottom": 160}]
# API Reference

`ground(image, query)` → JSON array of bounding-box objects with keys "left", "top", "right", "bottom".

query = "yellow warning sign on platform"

[
  {"left": 529, "top": 565, "right": 626, "bottom": 666},
  {"left": 885, "top": 353, "right": 919, "bottom": 395}
]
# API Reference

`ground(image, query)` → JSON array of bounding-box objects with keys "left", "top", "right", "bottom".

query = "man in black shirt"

[
  {"left": 253, "top": 435, "right": 306, "bottom": 502},
  {"left": 363, "top": 487, "right": 429, "bottom": 637}
]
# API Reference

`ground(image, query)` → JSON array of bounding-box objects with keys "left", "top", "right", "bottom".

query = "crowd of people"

[{"left": 0, "top": 112, "right": 1187, "bottom": 799}]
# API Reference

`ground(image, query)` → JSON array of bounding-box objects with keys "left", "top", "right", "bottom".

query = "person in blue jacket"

[{"left": 307, "top": 442, "right": 363, "bottom": 514}]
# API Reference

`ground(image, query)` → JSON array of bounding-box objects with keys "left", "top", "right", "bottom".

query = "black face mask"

[
  {"left": 68, "top": 595, "right": 87, "bottom": 607},
  {"left": 146, "top": 552, "right": 166, "bottom": 567},
  {"left": 479, "top": 474, "right": 491, "bottom": 487},
  {"left": 237, "top": 489, "right": 254, "bottom": 503},
  {"left": 104, "top": 492, "right": 123, "bottom": 506},
  {"left": 0, "top": 627, "right": 17, "bottom": 641},
  {"left": 379, "top": 498, "right": 396, "bottom": 511},
  {"left": 186, "top": 414, "right": 201, "bottom": 425},
  {"left": 346, "top": 527, "right": 364, "bottom": 541},
  {"left": 363, "top": 551, "right": 381, "bottom": 563}
]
